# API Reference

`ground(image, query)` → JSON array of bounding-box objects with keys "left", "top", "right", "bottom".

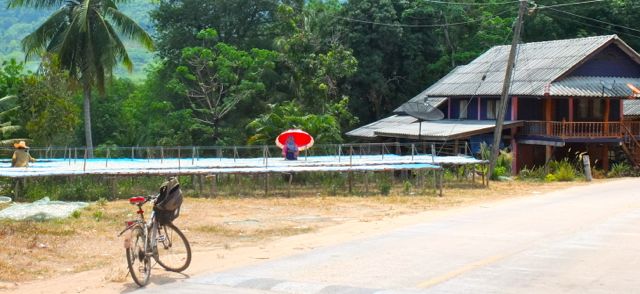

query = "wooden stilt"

[
  {"left": 364, "top": 171, "right": 369, "bottom": 194},
  {"left": 109, "top": 177, "right": 117, "bottom": 200},
  {"left": 208, "top": 174, "right": 217, "bottom": 198},
  {"left": 287, "top": 173, "right": 293, "bottom": 197}
]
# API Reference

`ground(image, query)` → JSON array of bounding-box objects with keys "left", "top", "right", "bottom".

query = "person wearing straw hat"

[{"left": 11, "top": 141, "right": 36, "bottom": 167}]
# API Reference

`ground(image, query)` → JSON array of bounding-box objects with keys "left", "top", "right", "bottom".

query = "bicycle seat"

[{"left": 129, "top": 196, "right": 146, "bottom": 204}]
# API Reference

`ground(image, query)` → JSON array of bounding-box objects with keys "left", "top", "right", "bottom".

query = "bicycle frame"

[{"left": 119, "top": 194, "right": 161, "bottom": 255}]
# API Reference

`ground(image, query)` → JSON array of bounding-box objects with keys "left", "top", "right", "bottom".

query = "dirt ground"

[{"left": 0, "top": 179, "right": 588, "bottom": 293}]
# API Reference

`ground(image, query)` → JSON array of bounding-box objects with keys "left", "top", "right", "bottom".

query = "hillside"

[{"left": 0, "top": 0, "right": 156, "bottom": 78}]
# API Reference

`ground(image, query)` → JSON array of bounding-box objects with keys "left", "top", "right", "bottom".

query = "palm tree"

[{"left": 8, "top": 0, "right": 154, "bottom": 156}]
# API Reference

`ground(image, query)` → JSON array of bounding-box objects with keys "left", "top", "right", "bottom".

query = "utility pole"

[{"left": 488, "top": 0, "right": 528, "bottom": 181}]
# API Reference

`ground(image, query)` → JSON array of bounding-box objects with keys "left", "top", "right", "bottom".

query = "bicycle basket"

[
  {"left": 154, "top": 177, "right": 183, "bottom": 223},
  {"left": 155, "top": 207, "right": 180, "bottom": 225}
]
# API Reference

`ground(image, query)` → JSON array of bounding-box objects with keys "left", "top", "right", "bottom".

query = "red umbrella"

[{"left": 276, "top": 129, "right": 314, "bottom": 151}]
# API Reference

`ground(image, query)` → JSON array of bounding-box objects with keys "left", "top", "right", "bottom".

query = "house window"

[
  {"left": 486, "top": 100, "right": 499, "bottom": 119},
  {"left": 592, "top": 99, "right": 603, "bottom": 119},
  {"left": 459, "top": 100, "right": 469, "bottom": 119},
  {"left": 575, "top": 99, "right": 605, "bottom": 121}
]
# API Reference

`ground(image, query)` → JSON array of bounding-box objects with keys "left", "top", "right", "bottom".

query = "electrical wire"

[
  {"left": 417, "top": 0, "right": 519, "bottom": 5},
  {"left": 336, "top": 9, "right": 512, "bottom": 28},
  {"left": 537, "top": 0, "right": 606, "bottom": 10},
  {"left": 545, "top": 7, "right": 640, "bottom": 35},
  {"left": 542, "top": 10, "right": 640, "bottom": 41}
]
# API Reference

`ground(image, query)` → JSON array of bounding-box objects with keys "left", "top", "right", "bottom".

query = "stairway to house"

[{"left": 620, "top": 124, "right": 640, "bottom": 167}]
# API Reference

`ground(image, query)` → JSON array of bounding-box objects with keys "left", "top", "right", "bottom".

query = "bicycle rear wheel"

[
  {"left": 126, "top": 226, "right": 151, "bottom": 287},
  {"left": 154, "top": 222, "right": 191, "bottom": 272}
]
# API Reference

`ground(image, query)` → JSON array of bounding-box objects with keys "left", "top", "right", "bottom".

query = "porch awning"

[{"left": 374, "top": 120, "right": 523, "bottom": 141}]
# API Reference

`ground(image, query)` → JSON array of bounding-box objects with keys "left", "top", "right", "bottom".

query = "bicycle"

[{"left": 119, "top": 185, "right": 192, "bottom": 287}]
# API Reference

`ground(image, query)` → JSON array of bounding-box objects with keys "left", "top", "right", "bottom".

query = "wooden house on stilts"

[{"left": 347, "top": 35, "right": 640, "bottom": 173}]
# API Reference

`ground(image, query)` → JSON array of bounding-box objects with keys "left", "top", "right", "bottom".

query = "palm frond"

[
  {"left": 105, "top": 7, "right": 154, "bottom": 50},
  {"left": 21, "top": 8, "right": 68, "bottom": 60},
  {"left": 7, "top": 0, "right": 67, "bottom": 9},
  {"left": 0, "top": 96, "right": 17, "bottom": 103},
  {"left": 0, "top": 125, "right": 21, "bottom": 136},
  {"left": 77, "top": 0, "right": 91, "bottom": 33},
  {"left": 103, "top": 19, "right": 133, "bottom": 71}
]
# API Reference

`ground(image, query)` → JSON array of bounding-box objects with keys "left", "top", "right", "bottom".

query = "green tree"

[
  {"left": 171, "top": 29, "right": 277, "bottom": 144},
  {"left": 152, "top": 0, "right": 283, "bottom": 61},
  {"left": 20, "top": 55, "right": 80, "bottom": 146},
  {"left": 273, "top": 1, "right": 357, "bottom": 108},
  {"left": 247, "top": 101, "right": 346, "bottom": 146},
  {"left": 341, "top": 0, "right": 442, "bottom": 122},
  {"left": 8, "top": 0, "right": 154, "bottom": 155}
]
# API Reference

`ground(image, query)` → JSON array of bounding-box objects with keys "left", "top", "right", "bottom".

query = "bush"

[
  {"left": 545, "top": 174, "right": 557, "bottom": 182},
  {"left": 492, "top": 166, "right": 508, "bottom": 178},
  {"left": 608, "top": 162, "right": 632, "bottom": 178},
  {"left": 551, "top": 159, "right": 577, "bottom": 181},
  {"left": 378, "top": 179, "right": 392, "bottom": 196},
  {"left": 402, "top": 180, "right": 412, "bottom": 195},
  {"left": 518, "top": 166, "right": 546, "bottom": 181}
]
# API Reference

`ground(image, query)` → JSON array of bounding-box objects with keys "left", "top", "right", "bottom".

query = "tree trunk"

[{"left": 83, "top": 80, "right": 94, "bottom": 158}]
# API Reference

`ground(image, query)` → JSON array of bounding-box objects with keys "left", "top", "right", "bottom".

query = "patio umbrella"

[{"left": 276, "top": 129, "right": 314, "bottom": 151}]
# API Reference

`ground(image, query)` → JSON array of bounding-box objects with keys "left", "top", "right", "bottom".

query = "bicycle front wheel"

[
  {"left": 126, "top": 226, "right": 151, "bottom": 287},
  {"left": 154, "top": 222, "right": 191, "bottom": 272}
]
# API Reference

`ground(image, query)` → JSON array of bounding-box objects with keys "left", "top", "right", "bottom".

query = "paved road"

[{"left": 144, "top": 179, "right": 640, "bottom": 294}]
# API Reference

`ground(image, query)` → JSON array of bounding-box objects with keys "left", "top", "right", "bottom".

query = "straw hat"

[{"left": 13, "top": 141, "right": 28, "bottom": 149}]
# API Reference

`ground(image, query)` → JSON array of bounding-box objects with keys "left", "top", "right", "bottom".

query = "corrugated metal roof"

[
  {"left": 624, "top": 99, "right": 640, "bottom": 116},
  {"left": 373, "top": 120, "right": 522, "bottom": 140},
  {"left": 345, "top": 115, "right": 418, "bottom": 138},
  {"left": 393, "top": 90, "right": 447, "bottom": 113},
  {"left": 424, "top": 35, "right": 640, "bottom": 97},
  {"left": 551, "top": 76, "right": 640, "bottom": 97}
]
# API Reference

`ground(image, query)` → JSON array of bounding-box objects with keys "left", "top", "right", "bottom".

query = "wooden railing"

[{"left": 521, "top": 121, "right": 640, "bottom": 138}]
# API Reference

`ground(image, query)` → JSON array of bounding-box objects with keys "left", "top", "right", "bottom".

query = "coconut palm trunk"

[{"left": 82, "top": 80, "right": 94, "bottom": 157}]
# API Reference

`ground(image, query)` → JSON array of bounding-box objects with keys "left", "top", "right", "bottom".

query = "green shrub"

[
  {"left": 608, "top": 162, "right": 632, "bottom": 178},
  {"left": 71, "top": 210, "right": 81, "bottom": 219},
  {"left": 493, "top": 166, "right": 508, "bottom": 178},
  {"left": 92, "top": 210, "right": 104, "bottom": 221},
  {"left": 518, "top": 166, "right": 546, "bottom": 181},
  {"left": 403, "top": 180, "right": 412, "bottom": 195},
  {"left": 545, "top": 174, "right": 557, "bottom": 182},
  {"left": 378, "top": 180, "right": 392, "bottom": 196},
  {"left": 552, "top": 160, "right": 576, "bottom": 181}
]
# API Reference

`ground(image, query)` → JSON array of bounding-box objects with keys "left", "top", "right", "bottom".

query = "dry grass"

[{"left": 0, "top": 179, "right": 589, "bottom": 283}]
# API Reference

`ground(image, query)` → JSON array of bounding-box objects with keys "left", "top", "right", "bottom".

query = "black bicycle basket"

[{"left": 154, "top": 177, "right": 183, "bottom": 224}]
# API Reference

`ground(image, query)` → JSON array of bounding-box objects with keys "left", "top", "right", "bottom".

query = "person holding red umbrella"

[
  {"left": 282, "top": 136, "right": 299, "bottom": 160},
  {"left": 276, "top": 129, "right": 314, "bottom": 160}
]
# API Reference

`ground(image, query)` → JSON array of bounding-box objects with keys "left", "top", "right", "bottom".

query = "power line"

[
  {"left": 545, "top": 7, "right": 640, "bottom": 35},
  {"left": 336, "top": 9, "right": 512, "bottom": 28},
  {"left": 538, "top": 0, "right": 606, "bottom": 9},
  {"left": 542, "top": 10, "right": 640, "bottom": 41},
  {"left": 418, "top": 0, "right": 519, "bottom": 5}
]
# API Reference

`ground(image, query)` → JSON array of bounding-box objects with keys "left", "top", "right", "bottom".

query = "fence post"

[
  {"left": 131, "top": 147, "right": 135, "bottom": 159},
  {"left": 178, "top": 147, "right": 181, "bottom": 170},
  {"left": 338, "top": 144, "right": 342, "bottom": 162},
  {"left": 234, "top": 146, "right": 239, "bottom": 163},
  {"left": 192, "top": 147, "right": 196, "bottom": 165},
  {"left": 83, "top": 148, "right": 88, "bottom": 171},
  {"left": 411, "top": 144, "right": 415, "bottom": 161},
  {"left": 431, "top": 144, "right": 436, "bottom": 163},
  {"left": 105, "top": 148, "right": 110, "bottom": 167},
  {"left": 160, "top": 146, "right": 164, "bottom": 164}
]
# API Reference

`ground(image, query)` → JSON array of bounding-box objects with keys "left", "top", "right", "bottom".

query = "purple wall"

[{"left": 570, "top": 45, "right": 640, "bottom": 77}]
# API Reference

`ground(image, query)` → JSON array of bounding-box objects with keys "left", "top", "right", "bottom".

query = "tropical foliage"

[
  {"left": 7, "top": 0, "right": 154, "bottom": 155},
  {"left": 0, "top": 0, "right": 639, "bottom": 152}
]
